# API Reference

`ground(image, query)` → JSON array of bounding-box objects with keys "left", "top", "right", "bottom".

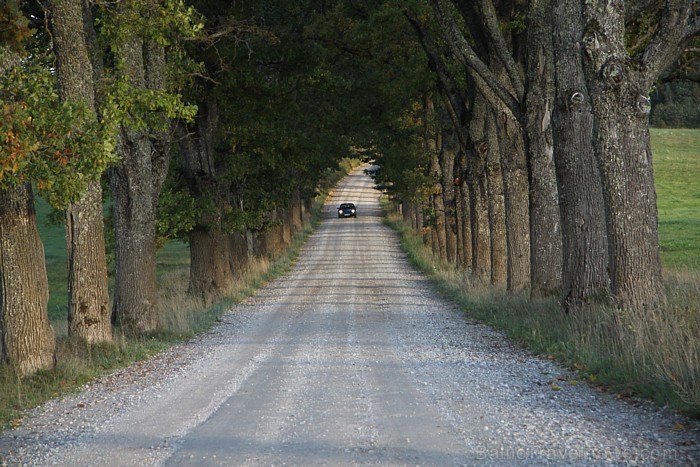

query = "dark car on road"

[{"left": 337, "top": 203, "right": 357, "bottom": 218}]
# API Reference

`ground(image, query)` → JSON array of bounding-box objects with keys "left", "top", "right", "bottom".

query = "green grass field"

[
  {"left": 652, "top": 128, "right": 700, "bottom": 270},
  {"left": 35, "top": 200, "right": 190, "bottom": 326},
  {"left": 35, "top": 202, "right": 69, "bottom": 322}
]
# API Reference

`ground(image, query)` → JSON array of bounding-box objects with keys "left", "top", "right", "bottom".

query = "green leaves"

[
  {"left": 0, "top": 61, "right": 119, "bottom": 207},
  {"left": 0, "top": 0, "right": 31, "bottom": 52},
  {"left": 106, "top": 76, "right": 197, "bottom": 133},
  {"left": 97, "top": 0, "right": 205, "bottom": 50}
]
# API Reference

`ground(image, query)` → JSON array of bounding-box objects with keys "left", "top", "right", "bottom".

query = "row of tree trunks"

[
  {"left": 179, "top": 87, "right": 315, "bottom": 303},
  {"left": 419, "top": 0, "right": 681, "bottom": 312},
  {"left": 186, "top": 194, "right": 311, "bottom": 303}
]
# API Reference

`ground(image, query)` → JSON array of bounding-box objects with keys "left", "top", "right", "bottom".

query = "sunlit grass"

[{"left": 652, "top": 128, "right": 700, "bottom": 270}]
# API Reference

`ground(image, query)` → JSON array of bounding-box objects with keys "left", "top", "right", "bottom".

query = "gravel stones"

[{"left": 1, "top": 167, "right": 698, "bottom": 466}]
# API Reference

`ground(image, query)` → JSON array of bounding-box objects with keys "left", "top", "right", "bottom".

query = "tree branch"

[
  {"left": 474, "top": 0, "right": 525, "bottom": 101},
  {"left": 642, "top": 1, "right": 693, "bottom": 80},
  {"left": 405, "top": 12, "right": 470, "bottom": 152},
  {"left": 625, "top": 0, "right": 664, "bottom": 23},
  {"left": 428, "top": 0, "right": 521, "bottom": 119}
]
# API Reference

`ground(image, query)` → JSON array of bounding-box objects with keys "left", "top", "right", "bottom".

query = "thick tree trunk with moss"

[
  {"left": 110, "top": 0, "right": 173, "bottom": 332},
  {"left": 0, "top": 184, "right": 56, "bottom": 376},
  {"left": 111, "top": 132, "right": 159, "bottom": 333},
  {"left": 50, "top": 0, "right": 111, "bottom": 343},
  {"left": 551, "top": 0, "right": 610, "bottom": 311}
]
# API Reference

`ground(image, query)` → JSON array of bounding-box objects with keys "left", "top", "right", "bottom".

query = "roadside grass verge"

[
  {"left": 0, "top": 160, "right": 355, "bottom": 431},
  {"left": 380, "top": 129, "right": 699, "bottom": 417},
  {"left": 382, "top": 203, "right": 700, "bottom": 418}
]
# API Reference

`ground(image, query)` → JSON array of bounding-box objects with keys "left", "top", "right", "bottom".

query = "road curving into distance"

[{"left": 1, "top": 165, "right": 698, "bottom": 465}]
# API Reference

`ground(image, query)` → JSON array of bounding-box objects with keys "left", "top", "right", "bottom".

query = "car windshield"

[{"left": 339, "top": 203, "right": 355, "bottom": 209}]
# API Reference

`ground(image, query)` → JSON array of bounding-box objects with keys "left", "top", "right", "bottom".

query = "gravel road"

[{"left": 1, "top": 166, "right": 698, "bottom": 466}]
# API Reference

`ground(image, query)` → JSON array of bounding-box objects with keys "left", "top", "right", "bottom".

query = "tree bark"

[
  {"left": 497, "top": 112, "right": 531, "bottom": 291},
  {"left": 178, "top": 95, "right": 239, "bottom": 302},
  {"left": 188, "top": 228, "right": 235, "bottom": 304},
  {"left": 525, "top": 0, "right": 562, "bottom": 298},
  {"left": 580, "top": 1, "right": 675, "bottom": 309},
  {"left": 439, "top": 128, "right": 458, "bottom": 264},
  {"left": 110, "top": 29, "right": 159, "bottom": 333},
  {"left": 467, "top": 96, "right": 492, "bottom": 283},
  {"left": 429, "top": 136, "right": 447, "bottom": 261},
  {"left": 110, "top": 0, "right": 173, "bottom": 332},
  {"left": 551, "top": 0, "right": 610, "bottom": 311},
  {"left": 484, "top": 111, "right": 507, "bottom": 286},
  {"left": 50, "top": 0, "right": 111, "bottom": 343},
  {"left": 455, "top": 149, "right": 472, "bottom": 271},
  {"left": 229, "top": 232, "right": 251, "bottom": 278},
  {"left": 0, "top": 184, "right": 56, "bottom": 376}
]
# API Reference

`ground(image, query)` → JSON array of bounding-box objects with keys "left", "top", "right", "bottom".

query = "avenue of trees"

[{"left": 1, "top": 0, "right": 699, "bottom": 376}]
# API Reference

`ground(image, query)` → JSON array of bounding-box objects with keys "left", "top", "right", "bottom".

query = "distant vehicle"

[{"left": 337, "top": 203, "right": 357, "bottom": 218}]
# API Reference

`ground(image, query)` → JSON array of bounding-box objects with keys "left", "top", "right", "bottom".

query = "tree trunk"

[
  {"left": 428, "top": 128, "right": 447, "bottom": 261},
  {"left": 279, "top": 206, "right": 293, "bottom": 248},
  {"left": 496, "top": 109, "right": 530, "bottom": 291},
  {"left": 189, "top": 229, "right": 235, "bottom": 304},
  {"left": 469, "top": 146, "right": 492, "bottom": 283},
  {"left": 110, "top": 30, "right": 159, "bottom": 333},
  {"left": 581, "top": 3, "right": 666, "bottom": 309},
  {"left": 178, "top": 95, "right": 239, "bottom": 303},
  {"left": 484, "top": 111, "right": 507, "bottom": 286},
  {"left": 111, "top": 0, "right": 172, "bottom": 332},
  {"left": 290, "top": 187, "right": 303, "bottom": 235},
  {"left": 467, "top": 97, "right": 492, "bottom": 283},
  {"left": 50, "top": 0, "right": 111, "bottom": 343},
  {"left": 439, "top": 129, "right": 458, "bottom": 264},
  {"left": 0, "top": 184, "right": 56, "bottom": 376},
  {"left": 525, "top": 0, "right": 562, "bottom": 298},
  {"left": 456, "top": 149, "right": 472, "bottom": 271},
  {"left": 551, "top": 0, "right": 610, "bottom": 312},
  {"left": 229, "top": 232, "right": 251, "bottom": 278}
]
